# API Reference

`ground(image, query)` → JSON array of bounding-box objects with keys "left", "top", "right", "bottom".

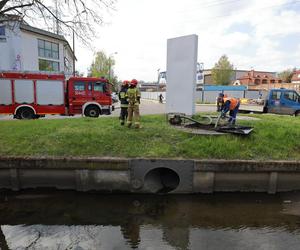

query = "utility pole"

[
  {"left": 55, "top": 0, "right": 59, "bottom": 34},
  {"left": 108, "top": 52, "right": 118, "bottom": 84},
  {"left": 157, "top": 68, "right": 160, "bottom": 93},
  {"left": 73, "top": 29, "right": 75, "bottom": 76}
]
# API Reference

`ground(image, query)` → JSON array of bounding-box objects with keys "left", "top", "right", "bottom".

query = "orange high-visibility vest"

[{"left": 223, "top": 97, "right": 239, "bottom": 110}]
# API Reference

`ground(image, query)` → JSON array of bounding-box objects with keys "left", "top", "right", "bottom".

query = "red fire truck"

[{"left": 0, "top": 72, "right": 113, "bottom": 119}]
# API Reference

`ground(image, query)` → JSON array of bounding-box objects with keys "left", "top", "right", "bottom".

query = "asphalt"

[{"left": 0, "top": 100, "right": 217, "bottom": 120}]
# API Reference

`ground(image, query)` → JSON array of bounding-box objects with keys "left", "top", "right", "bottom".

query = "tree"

[
  {"left": 0, "top": 0, "right": 116, "bottom": 46},
  {"left": 89, "top": 51, "right": 118, "bottom": 90},
  {"left": 278, "top": 68, "right": 295, "bottom": 83},
  {"left": 211, "top": 55, "right": 234, "bottom": 85}
]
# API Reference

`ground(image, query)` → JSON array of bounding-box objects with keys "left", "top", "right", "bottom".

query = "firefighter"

[
  {"left": 126, "top": 79, "right": 141, "bottom": 128},
  {"left": 219, "top": 93, "right": 240, "bottom": 125},
  {"left": 119, "top": 80, "right": 129, "bottom": 125}
]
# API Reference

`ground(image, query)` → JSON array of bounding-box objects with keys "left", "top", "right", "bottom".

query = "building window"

[
  {"left": 0, "top": 26, "right": 6, "bottom": 42},
  {"left": 38, "top": 39, "right": 59, "bottom": 60},
  {"left": 39, "top": 59, "right": 59, "bottom": 71},
  {"left": 0, "top": 26, "right": 5, "bottom": 36},
  {"left": 64, "top": 57, "right": 71, "bottom": 72}
]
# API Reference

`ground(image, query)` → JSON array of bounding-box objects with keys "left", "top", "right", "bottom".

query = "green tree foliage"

[
  {"left": 278, "top": 69, "right": 295, "bottom": 83},
  {"left": 89, "top": 51, "right": 118, "bottom": 90},
  {"left": 211, "top": 55, "right": 234, "bottom": 85}
]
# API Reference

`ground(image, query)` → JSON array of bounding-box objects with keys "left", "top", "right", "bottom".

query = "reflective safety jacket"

[
  {"left": 118, "top": 86, "right": 129, "bottom": 108},
  {"left": 126, "top": 87, "right": 141, "bottom": 106},
  {"left": 222, "top": 97, "right": 240, "bottom": 112}
]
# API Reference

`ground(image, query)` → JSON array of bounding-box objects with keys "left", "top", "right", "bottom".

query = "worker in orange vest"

[{"left": 219, "top": 93, "right": 240, "bottom": 125}]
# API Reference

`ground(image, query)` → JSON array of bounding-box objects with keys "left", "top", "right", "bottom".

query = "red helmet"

[
  {"left": 122, "top": 80, "right": 130, "bottom": 86},
  {"left": 130, "top": 79, "right": 138, "bottom": 86}
]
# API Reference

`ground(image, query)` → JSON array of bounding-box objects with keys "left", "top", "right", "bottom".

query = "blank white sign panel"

[{"left": 166, "top": 34, "right": 198, "bottom": 115}]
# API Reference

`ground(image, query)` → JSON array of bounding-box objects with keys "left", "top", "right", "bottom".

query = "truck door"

[
  {"left": 70, "top": 81, "right": 92, "bottom": 114},
  {"left": 92, "top": 81, "right": 111, "bottom": 106},
  {"left": 280, "top": 90, "right": 300, "bottom": 115},
  {"left": 268, "top": 90, "right": 282, "bottom": 114}
]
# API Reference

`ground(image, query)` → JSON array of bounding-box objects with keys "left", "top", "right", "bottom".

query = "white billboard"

[{"left": 166, "top": 34, "right": 198, "bottom": 115}]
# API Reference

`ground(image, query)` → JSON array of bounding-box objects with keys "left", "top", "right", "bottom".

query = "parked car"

[{"left": 111, "top": 92, "right": 119, "bottom": 103}]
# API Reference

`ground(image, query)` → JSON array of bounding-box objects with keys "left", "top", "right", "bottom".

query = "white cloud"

[{"left": 74, "top": 0, "right": 300, "bottom": 80}]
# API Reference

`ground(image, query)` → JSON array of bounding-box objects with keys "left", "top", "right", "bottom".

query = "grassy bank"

[{"left": 0, "top": 114, "right": 299, "bottom": 160}]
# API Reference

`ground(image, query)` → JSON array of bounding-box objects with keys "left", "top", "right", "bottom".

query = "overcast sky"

[{"left": 74, "top": 0, "right": 300, "bottom": 81}]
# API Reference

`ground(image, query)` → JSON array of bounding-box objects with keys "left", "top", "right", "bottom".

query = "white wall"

[
  {"left": 0, "top": 23, "right": 22, "bottom": 71},
  {"left": 21, "top": 31, "right": 64, "bottom": 72},
  {"left": 166, "top": 35, "right": 198, "bottom": 115},
  {"left": 21, "top": 31, "right": 38, "bottom": 71},
  {"left": 0, "top": 22, "right": 73, "bottom": 74}
]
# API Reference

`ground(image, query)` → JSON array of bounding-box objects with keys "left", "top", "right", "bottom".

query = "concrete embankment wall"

[{"left": 0, "top": 157, "right": 300, "bottom": 194}]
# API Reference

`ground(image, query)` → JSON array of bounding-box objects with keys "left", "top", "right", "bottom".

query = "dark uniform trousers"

[{"left": 120, "top": 107, "right": 128, "bottom": 125}]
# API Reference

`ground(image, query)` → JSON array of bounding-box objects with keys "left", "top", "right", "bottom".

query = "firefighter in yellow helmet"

[
  {"left": 119, "top": 80, "right": 129, "bottom": 125},
  {"left": 126, "top": 79, "right": 141, "bottom": 128}
]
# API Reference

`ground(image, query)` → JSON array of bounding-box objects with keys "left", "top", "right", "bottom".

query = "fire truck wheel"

[
  {"left": 17, "top": 107, "right": 35, "bottom": 119},
  {"left": 84, "top": 106, "right": 100, "bottom": 118}
]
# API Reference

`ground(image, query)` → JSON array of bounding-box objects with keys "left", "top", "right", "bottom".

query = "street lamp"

[
  {"left": 157, "top": 68, "right": 160, "bottom": 92},
  {"left": 72, "top": 10, "right": 87, "bottom": 77},
  {"left": 108, "top": 52, "right": 118, "bottom": 82}
]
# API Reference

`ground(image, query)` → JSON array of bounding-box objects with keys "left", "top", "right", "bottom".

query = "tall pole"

[
  {"left": 108, "top": 52, "right": 118, "bottom": 83},
  {"left": 108, "top": 58, "right": 111, "bottom": 82},
  {"left": 55, "top": 0, "right": 59, "bottom": 34},
  {"left": 157, "top": 68, "right": 160, "bottom": 93},
  {"left": 73, "top": 29, "right": 75, "bottom": 76}
]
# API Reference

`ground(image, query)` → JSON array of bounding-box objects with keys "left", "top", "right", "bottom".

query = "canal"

[{"left": 0, "top": 191, "right": 300, "bottom": 249}]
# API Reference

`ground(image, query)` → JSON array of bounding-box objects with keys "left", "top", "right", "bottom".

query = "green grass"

[{"left": 0, "top": 114, "right": 299, "bottom": 160}]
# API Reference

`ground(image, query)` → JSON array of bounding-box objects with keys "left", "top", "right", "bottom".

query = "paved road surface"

[{"left": 0, "top": 100, "right": 217, "bottom": 120}]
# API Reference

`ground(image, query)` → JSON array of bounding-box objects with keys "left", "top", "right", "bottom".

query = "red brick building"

[
  {"left": 237, "top": 70, "right": 282, "bottom": 90},
  {"left": 291, "top": 70, "right": 300, "bottom": 84}
]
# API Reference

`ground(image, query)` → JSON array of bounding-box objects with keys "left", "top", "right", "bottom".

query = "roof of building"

[
  {"left": 203, "top": 69, "right": 276, "bottom": 74},
  {"left": 20, "top": 23, "right": 76, "bottom": 60},
  {"left": 291, "top": 70, "right": 300, "bottom": 81},
  {"left": 238, "top": 70, "right": 279, "bottom": 80}
]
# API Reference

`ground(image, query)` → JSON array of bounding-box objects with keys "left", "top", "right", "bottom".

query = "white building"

[{"left": 0, "top": 21, "right": 75, "bottom": 77}]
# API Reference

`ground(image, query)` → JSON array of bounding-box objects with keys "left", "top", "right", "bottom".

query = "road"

[{"left": 0, "top": 100, "right": 217, "bottom": 120}]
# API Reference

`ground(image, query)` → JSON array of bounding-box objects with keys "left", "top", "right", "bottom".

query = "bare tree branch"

[
  {"left": 0, "top": 0, "right": 116, "bottom": 47},
  {"left": 0, "top": 0, "right": 10, "bottom": 11},
  {"left": 0, "top": 1, "right": 35, "bottom": 15}
]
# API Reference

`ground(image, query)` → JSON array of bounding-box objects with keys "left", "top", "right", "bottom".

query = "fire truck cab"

[{"left": 0, "top": 72, "right": 113, "bottom": 119}]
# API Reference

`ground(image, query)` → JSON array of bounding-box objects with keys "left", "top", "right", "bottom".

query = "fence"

[
  {"left": 141, "top": 92, "right": 166, "bottom": 101},
  {"left": 141, "top": 90, "right": 267, "bottom": 103}
]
